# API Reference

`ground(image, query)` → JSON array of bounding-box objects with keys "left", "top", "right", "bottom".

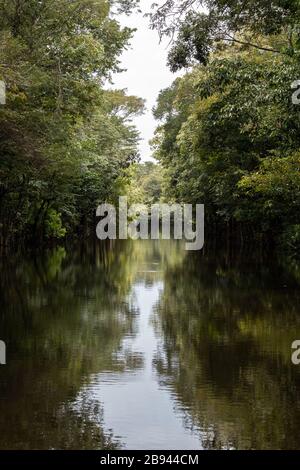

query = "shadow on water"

[{"left": 0, "top": 240, "right": 300, "bottom": 449}]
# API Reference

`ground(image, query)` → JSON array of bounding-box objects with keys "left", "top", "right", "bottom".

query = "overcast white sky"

[{"left": 112, "top": 0, "right": 179, "bottom": 162}]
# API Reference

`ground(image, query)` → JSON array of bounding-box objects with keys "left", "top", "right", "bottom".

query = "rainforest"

[
  {"left": 0, "top": 0, "right": 299, "bottom": 257},
  {"left": 1, "top": 0, "right": 300, "bottom": 454}
]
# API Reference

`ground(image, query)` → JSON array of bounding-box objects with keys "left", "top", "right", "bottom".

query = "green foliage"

[
  {"left": 238, "top": 153, "right": 300, "bottom": 222},
  {"left": 150, "top": 0, "right": 300, "bottom": 71},
  {"left": 152, "top": 44, "right": 300, "bottom": 254},
  {"left": 151, "top": 2, "right": 300, "bottom": 253},
  {"left": 45, "top": 209, "right": 67, "bottom": 239},
  {"left": 0, "top": 0, "right": 144, "bottom": 244},
  {"left": 123, "top": 162, "right": 164, "bottom": 206}
]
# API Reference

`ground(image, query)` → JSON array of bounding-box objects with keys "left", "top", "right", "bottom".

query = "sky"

[{"left": 112, "top": 0, "right": 179, "bottom": 162}]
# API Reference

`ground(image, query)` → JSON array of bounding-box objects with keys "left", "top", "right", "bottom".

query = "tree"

[
  {"left": 149, "top": 0, "right": 300, "bottom": 71},
  {"left": 152, "top": 43, "right": 300, "bottom": 253},
  {"left": 121, "top": 161, "right": 164, "bottom": 206},
  {"left": 0, "top": 0, "right": 144, "bottom": 244}
]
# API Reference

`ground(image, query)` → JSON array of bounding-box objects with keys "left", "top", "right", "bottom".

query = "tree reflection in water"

[
  {"left": 0, "top": 241, "right": 300, "bottom": 449},
  {"left": 154, "top": 249, "right": 300, "bottom": 449}
]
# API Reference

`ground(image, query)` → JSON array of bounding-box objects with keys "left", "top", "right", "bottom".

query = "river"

[{"left": 1, "top": 240, "right": 300, "bottom": 449}]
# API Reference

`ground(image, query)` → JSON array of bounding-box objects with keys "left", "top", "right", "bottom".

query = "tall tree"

[{"left": 0, "top": 0, "right": 144, "bottom": 243}]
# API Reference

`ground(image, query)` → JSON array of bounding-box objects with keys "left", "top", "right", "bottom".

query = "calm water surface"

[{"left": 1, "top": 240, "right": 300, "bottom": 449}]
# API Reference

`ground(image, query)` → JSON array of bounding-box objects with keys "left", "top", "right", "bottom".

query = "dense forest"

[
  {"left": 1, "top": 1, "right": 300, "bottom": 453},
  {"left": 151, "top": 0, "right": 300, "bottom": 257},
  {"left": 0, "top": 0, "right": 144, "bottom": 245},
  {"left": 1, "top": 0, "right": 300, "bottom": 257}
]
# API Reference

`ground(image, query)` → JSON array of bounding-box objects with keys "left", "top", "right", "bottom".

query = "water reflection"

[
  {"left": 0, "top": 241, "right": 300, "bottom": 449},
  {"left": 155, "top": 250, "right": 300, "bottom": 449},
  {"left": 80, "top": 281, "right": 200, "bottom": 449}
]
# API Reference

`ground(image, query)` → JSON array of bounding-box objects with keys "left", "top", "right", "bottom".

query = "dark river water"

[{"left": 1, "top": 240, "right": 300, "bottom": 450}]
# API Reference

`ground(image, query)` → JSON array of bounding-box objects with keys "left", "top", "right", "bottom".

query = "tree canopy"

[
  {"left": 151, "top": 1, "right": 300, "bottom": 255},
  {"left": 0, "top": 0, "right": 144, "bottom": 244},
  {"left": 150, "top": 0, "right": 300, "bottom": 70}
]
